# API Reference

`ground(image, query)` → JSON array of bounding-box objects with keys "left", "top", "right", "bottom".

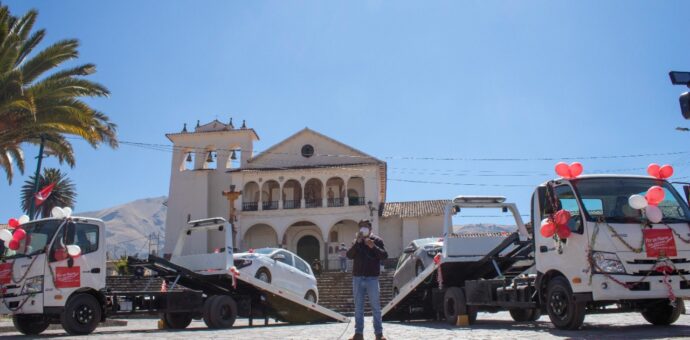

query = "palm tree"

[
  {"left": 20, "top": 167, "right": 76, "bottom": 219},
  {"left": 0, "top": 5, "right": 117, "bottom": 184}
]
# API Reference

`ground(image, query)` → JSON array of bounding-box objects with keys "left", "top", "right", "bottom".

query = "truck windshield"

[
  {"left": 2, "top": 220, "right": 62, "bottom": 259},
  {"left": 571, "top": 178, "right": 690, "bottom": 223}
]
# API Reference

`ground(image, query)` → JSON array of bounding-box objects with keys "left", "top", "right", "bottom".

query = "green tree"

[
  {"left": 20, "top": 167, "right": 76, "bottom": 219},
  {"left": 0, "top": 5, "right": 117, "bottom": 184}
]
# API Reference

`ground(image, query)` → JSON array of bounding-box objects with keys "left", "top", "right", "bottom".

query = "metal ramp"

[
  {"left": 144, "top": 255, "right": 349, "bottom": 324},
  {"left": 382, "top": 262, "right": 439, "bottom": 321}
]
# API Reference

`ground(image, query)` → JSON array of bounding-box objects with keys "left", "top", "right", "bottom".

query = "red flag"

[{"left": 34, "top": 183, "right": 56, "bottom": 207}]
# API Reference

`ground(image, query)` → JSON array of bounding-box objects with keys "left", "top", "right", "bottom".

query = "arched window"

[
  {"left": 326, "top": 177, "right": 345, "bottom": 207},
  {"left": 242, "top": 182, "right": 260, "bottom": 211},
  {"left": 304, "top": 179, "right": 323, "bottom": 208},
  {"left": 347, "top": 177, "right": 365, "bottom": 206},
  {"left": 282, "top": 180, "right": 302, "bottom": 209},
  {"left": 261, "top": 180, "right": 280, "bottom": 210}
]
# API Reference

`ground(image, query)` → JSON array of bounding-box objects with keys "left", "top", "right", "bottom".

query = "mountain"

[
  {"left": 78, "top": 196, "right": 167, "bottom": 259},
  {"left": 453, "top": 223, "right": 517, "bottom": 234}
]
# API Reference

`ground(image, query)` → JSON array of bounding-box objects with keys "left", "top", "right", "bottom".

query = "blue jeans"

[
  {"left": 340, "top": 257, "right": 347, "bottom": 272},
  {"left": 353, "top": 276, "right": 382, "bottom": 335}
]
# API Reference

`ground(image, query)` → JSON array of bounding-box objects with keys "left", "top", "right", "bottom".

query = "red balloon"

[
  {"left": 569, "top": 162, "right": 583, "bottom": 178},
  {"left": 556, "top": 225, "right": 572, "bottom": 239},
  {"left": 12, "top": 228, "right": 26, "bottom": 241},
  {"left": 646, "top": 186, "right": 665, "bottom": 205},
  {"left": 555, "top": 162, "right": 570, "bottom": 178},
  {"left": 647, "top": 163, "right": 661, "bottom": 178},
  {"left": 554, "top": 209, "right": 572, "bottom": 226},
  {"left": 8, "top": 218, "right": 19, "bottom": 228},
  {"left": 659, "top": 165, "right": 674, "bottom": 179},
  {"left": 540, "top": 221, "right": 557, "bottom": 238},
  {"left": 54, "top": 248, "right": 68, "bottom": 261},
  {"left": 8, "top": 239, "right": 19, "bottom": 250}
]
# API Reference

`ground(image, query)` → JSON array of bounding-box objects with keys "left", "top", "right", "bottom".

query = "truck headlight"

[
  {"left": 21, "top": 275, "right": 43, "bottom": 295},
  {"left": 592, "top": 252, "right": 626, "bottom": 274}
]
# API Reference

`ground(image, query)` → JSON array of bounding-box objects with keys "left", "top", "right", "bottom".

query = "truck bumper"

[
  {"left": 591, "top": 274, "right": 690, "bottom": 301},
  {"left": 0, "top": 293, "right": 44, "bottom": 314}
]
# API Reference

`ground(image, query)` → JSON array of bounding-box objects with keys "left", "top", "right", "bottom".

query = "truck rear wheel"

[
  {"left": 162, "top": 312, "right": 193, "bottom": 329},
  {"left": 509, "top": 308, "right": 541, "bottom": 322},
  {"left": 61, "top": 293, "right": 102, "bottom": 335},
  {"left": 203, "top": 295, "right": 237, "bottom": 329},
  {"left": 13, "top": 315, "right": 50, "bottom": 335},
  {"left": 443, "top": 287, "right": 476, "bottom": 325},
  {"left": 545, "top": 277, "right": 585, "bottom": 330},
  {"left": 641, "top": 299, "right": 682, "bottom": 325}
]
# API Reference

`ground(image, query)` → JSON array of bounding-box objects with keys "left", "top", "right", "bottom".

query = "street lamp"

[{"left": 669, "top": 71, "right": 690, "bottom": 119}]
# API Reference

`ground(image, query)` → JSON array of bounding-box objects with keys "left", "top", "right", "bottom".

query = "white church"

[{"left": 163, "top": 119, "right": 448, "bottom": 269}]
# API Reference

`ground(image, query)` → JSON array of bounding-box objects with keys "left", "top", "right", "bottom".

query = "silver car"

[{"left": 392, "top": 237, "right": 443, "bottom": 297}]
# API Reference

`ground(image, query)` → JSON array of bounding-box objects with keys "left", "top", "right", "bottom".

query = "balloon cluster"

[
  {"left": 540, "top": 209, "right": 572, "bottom": 239},
  {"left": 0, "top": 215, "right": 30, "bottom": 250},
  {"left": 555, "top": 162, "right": 583, "bottom": 179},
  {"left": 627, "top": 164, "right": 673, "bottom": 223}
]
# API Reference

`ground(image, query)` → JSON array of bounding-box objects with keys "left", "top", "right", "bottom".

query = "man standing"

[
  {"left": 346, "top": 220, "right": 387, "bottom": 340},
  {"left": 338, "top": 242, "right": 348, "bottom": 272}
]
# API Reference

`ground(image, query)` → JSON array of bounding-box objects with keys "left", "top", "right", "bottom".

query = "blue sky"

[{"left": 2, "top": 1, "right": 690, "bottom": 225}]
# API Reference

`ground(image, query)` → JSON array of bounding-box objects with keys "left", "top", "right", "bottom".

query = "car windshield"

[
  {"left": 2, "top": 219, "right": 62, "bottom": 259},
  {"left": 570, "top": 178, "right": 690, "bottom": 223},
  {"left": 253, "top": 248, "right": 276, "bottom": 255},
  {"left": 415, "top": 238, "right": 441, "bottom": 247}
]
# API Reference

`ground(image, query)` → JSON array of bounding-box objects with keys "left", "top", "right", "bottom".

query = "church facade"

[{"left": 163, "top": 119, "right": 448, "bottom": 268}]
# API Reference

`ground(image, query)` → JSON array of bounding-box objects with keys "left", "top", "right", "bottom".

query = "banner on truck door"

[
  {"left": 0, "top": 262, "right": 12, "bottom": 285},
  {"left": 643, "top": 229, "right": 677, "bottom": 258},
  {"left": 55, "top": 266, "right": 80, "bottom": 288}
]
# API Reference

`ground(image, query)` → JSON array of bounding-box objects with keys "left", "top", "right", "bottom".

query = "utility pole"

[{"left": 28, "top": 134, "right": 46, "bottom": 219}]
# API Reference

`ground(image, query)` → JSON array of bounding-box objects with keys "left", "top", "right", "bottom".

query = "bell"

[
  {"left": 230, "top": 150, "right": 237, "bottom": 160},
  {"left": 206, "top": 151, "right": 214, "bottom": 163},
  {"left": 185, "top": 153, "right": 192, "bottom": 162}
]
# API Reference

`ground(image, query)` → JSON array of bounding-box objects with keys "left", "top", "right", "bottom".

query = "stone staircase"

[{"left": 316, "top": 270, "right": 394, "bottom": 316}]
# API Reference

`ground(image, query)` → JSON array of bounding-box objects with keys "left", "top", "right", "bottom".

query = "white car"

[{"left": 233, "top": 248, "right": 319, "bottom": 303}]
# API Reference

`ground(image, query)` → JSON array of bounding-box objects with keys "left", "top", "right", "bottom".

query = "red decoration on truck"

[
  {"left": 643, "top": 229, "right": 677, "bottom": 258},
  {"left": 0, "top": 263, "right": 12, "bottom": 285},
  {"left": 55, "top": 266, "right": 81, "bottom": 288}
]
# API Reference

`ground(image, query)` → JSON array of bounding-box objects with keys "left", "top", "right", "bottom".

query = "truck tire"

[
  {"left": 443, "top": 287, "right": 476, "bottom": 325},
  {"left": 509, "top": 308, "right": 541, "bottom": 322},
  {"left": 162, "top": 312, "right": 193, "bottom": 329},
  {"left": 61, "top": 293, "right": 102, "bottom": 335},
  {"left": 13, "top": 315, "right": 50, "bottom": 335},
  {"left": 545, "top": 277, "right": 585, "bottom": 330},
  {"left": 641, "top": 299, "right": 682, "bottom": 325},
  {"left": 203, "top": 295, "right": 237, "bottom": 329}
]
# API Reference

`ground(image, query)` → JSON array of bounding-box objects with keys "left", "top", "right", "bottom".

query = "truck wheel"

[
  {"left": 545, "top": 277, "right": 585, "bottom": 330},
  {"left": 61, "top": 293, "right": 102, "bottom": 335},
  {"left": 162, "top": 312, "right": 193, "bottom": 329},
  {"left": 203, "top": 295, "right": 237, "bottom": 329},
  {"left": 509, "top": 308, "right": 541, "bottom": 322},
  {"left": 443, "top": 287, "right": 475, "bottom": 325},
  {"left": 13, "top": 315, "right": 50, "bottom": 335},
  {"left": 255, "top": 268, "right": 271, "bottom": 283},
  {"left": 641, "top": 299, "right": 682, "bottom": 325}
]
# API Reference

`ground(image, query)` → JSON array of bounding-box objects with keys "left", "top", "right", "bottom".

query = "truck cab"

[
  {"left": 533, "top": 175, "right": 690, "bottom": 328},
  {"left": 0, "top": 217, "right": 106, "bottom": 335}
]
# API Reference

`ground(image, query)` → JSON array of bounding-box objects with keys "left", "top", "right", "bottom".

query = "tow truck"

[
  {"left": 0, "top": 216, "right": 347, "bottom": 335},
  {"left": 383, "top": 175, "right": 690, "bottom": 330}
]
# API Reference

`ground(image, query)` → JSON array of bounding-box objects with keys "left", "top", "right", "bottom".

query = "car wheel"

[
  {"left": 415, "top": 261, "right": 425, "bottom": 276},
  {"left": 255, "top": 268, "right": 271, "bottom": 283},
  {"left": 304, "top": 290, "right": 317, "bottom": 303}
]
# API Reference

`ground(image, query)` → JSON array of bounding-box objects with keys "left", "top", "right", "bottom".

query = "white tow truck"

[
  {"left": 383, "top": 175, "right": 690, "bottom": 330},
  {"left": 0, "top": 216, "right": 347, "bottom": 335}
]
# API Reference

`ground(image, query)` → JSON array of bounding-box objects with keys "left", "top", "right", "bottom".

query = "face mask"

[{"left": 360, "top": 227, "right": 370, "bottom": 236}]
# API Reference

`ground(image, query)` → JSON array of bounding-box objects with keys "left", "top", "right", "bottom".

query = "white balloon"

[
  {"left": 645, "top": 205, "right": 663, "bottom": 223},
  {"left": 17, "top": 215, "right": 29, "bottom": 225},
  {"left": 63, "top": 207, "right": 72, "bottom": 217},
  {"left": 541, "top": 218, "right": 550, "bottom": 227},
  {"left": 628, "top": 194, "right": 648, "bottom": 210},
  {"left": 0, "top": 229, "right": 12, "bottom": 243},
  {"left": 51, "top": 207, "right": 65, "bottom": 218},
  {"left": 66, "top": 245, "right": 81, "bottom": 257}
]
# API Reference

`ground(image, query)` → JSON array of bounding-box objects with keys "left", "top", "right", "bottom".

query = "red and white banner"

[
  {"left": 34, "top": 183, "right": 56, "bottom": 207},
  {"left": 0, "top": 263, "right": 12, "bottom": 285},
  {"left": 55, "top": 266, "right": 80, "bottom": 288},
  {"left": 644, "top": 229, "right": 677, "bottom": 258}
]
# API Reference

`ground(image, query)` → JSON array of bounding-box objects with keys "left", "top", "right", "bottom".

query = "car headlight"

[
  {"left": 21, "top": 275, "right": 43, "bottom": 295},
  {"left": 592, "top": 252, "right": 626, "bottom": 274}
]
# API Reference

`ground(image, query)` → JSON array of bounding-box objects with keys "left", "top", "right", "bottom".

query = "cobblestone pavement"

[{"left": 2, "top": 308, "right": 690, "bottom": 339}]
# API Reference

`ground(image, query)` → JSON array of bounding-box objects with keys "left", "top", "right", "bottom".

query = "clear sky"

[{"left": 2, "top": 1, "right": 690, "bottom": 225}]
